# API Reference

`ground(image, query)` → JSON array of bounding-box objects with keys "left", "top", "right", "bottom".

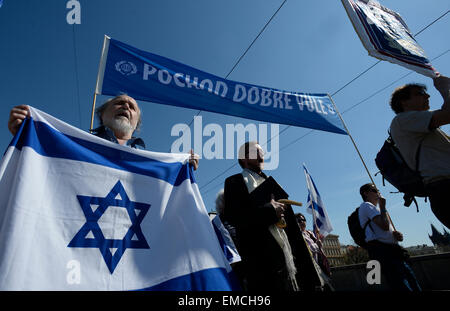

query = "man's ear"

[
  {"left": 361, "top": 191, "right": 367, "bottom": 201},
  {"left": 399, "top": 99, "right": 409, "bottom": 111}
]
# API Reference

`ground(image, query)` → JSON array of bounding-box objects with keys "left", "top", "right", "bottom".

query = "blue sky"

[{"left": 0, "top": 0, "right": 449, "bottom": 247}]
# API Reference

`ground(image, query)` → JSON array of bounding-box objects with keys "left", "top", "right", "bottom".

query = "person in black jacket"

[{"left": 223, "top": 141, "right": 321, "bottom": 291}]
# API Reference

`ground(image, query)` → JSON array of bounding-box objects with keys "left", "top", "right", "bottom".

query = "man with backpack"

[
  {"left": 358, "top": 183, "right": 421, "bottom": 291},
  {"left": 389, "top": 75, "right": 450, "bottom": 228}
]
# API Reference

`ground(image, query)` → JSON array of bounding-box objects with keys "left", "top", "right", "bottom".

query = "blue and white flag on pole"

[
  {"left": 0, "top": 107, "right": 234, "bottom": 291},
  {"left": 0, "top": 1, "right": 3, "bottom": 8},
  {"left": 94, "top": 36, "right": 347, "bottom": 135},
  {"left": 302, "top": 164, "right": 333, "bottom": 236},
  {"left": 209, "top": 214, "right": 241, "bottom": 265},
  {"left": 341, "top": 0, "right": 438, "bottom": 78}
]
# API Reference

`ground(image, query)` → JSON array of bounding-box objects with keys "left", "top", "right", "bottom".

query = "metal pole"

[
  {"left": 307, "top": 191, "right": 318, "bottom": 231},
  {"left": 328, "top": 95, "right": 375, "bottom": 184},
  {"left": 327, "top": 95, "right": 396, "bottom": 231},
  {"left": 90, "top": 35, "right": 110, "bottom": 133},
  {"left": 89, "top": 92, "right": 97, "bottom": 133}
]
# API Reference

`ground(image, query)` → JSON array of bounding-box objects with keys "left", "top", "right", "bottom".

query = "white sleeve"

[
  {"left": 359, "top": 202, "right": 380, "bottom": 225},
  {"left": 393, "top": 111, "right": 433, "bottom": 133}
]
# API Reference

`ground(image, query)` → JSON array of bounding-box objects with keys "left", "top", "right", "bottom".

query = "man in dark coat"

[{"left": 223, "top": 141, "right": 321, "bottom": 291}]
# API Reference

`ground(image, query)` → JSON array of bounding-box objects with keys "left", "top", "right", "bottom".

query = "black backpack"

[
  {"left": 347, "top": 207, "right": 372, "bottom": 249},
  {"left": 375, "top": 132, "right": 427, "bottom": 211}
]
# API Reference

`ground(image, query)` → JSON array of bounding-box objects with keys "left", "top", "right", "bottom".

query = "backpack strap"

[
  {"left": 415, "top": 136, "right": 426, "bottom": 172},
  {"left": 364, "top": 218, "right": 374, "bottom": 232},
  {"left": 414, "top": 136, "right": 427, "bottom": 213},
  {"left": 388, "top": 130, "right": 425, "bottom": 174},
  {"left": 403, "top": 193, "right": 419, "bottom": 213},
  {"left": 388, "top": 130, "right": 426, "bottom": 213},
  {"left": 357, "top": 206, "right": 373, "bottom": 232}
]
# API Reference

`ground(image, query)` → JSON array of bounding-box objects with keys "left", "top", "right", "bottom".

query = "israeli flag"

[
  {"left": 209, "top": 214, "right": 241, "bottom": 265},
  {"left": 0, "top": 107, "right": 234, "bottom": 290},
  {"left": 302, "top": 164, "right": 333, "bottom": 236}
]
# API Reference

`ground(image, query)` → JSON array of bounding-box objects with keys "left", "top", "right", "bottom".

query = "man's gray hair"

[
  {"left": 95, "top": 94, "right": 142, "bottom": 130},
  {"left": 215, "top": 189, "right": 225, "bottom": 216}
]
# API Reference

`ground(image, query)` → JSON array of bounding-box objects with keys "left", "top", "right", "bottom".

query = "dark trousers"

[
  {"left": 427, "top": 179, "right": 450, "bottom": 229},
  {"left": 367, "top": 241, "right": 421, "bottom": 292},
  {"left": 246, "top": 266, "right": 296, "bottom": 291}
]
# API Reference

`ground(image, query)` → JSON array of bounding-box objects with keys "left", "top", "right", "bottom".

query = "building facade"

[{"left": 322, "top": 234, "right": 345, "bottom": 267}]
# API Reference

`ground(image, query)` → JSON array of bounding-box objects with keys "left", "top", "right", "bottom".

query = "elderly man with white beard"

[
  {"left": 7, "top": 94, "right": 199, "bottom": 169},
  {"left": 92, "top": 94, "right": 146, "bottom": 149}
]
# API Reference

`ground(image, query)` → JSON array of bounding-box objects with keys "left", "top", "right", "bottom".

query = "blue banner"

[{"left": 96, "top": 36, "right": 347, "bottom": 135}]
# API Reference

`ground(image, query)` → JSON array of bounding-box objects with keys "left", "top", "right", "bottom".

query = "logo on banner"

[
  {"left": 115, "top": 61, "right": 138, "bottom": 76},
  {"left": 68, "top": 180, "right": 151, "bottom": 273}
]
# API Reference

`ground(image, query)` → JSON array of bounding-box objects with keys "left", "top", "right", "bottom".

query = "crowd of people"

[{"left": 6, "top": 74, "right": 450, "bottom": 291}]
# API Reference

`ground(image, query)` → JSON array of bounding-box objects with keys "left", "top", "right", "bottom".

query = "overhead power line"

[
  {"left": 413, "top": 10, "right": 449, "bottom": 37},
  {"left": 182, "top": 0, "right": 288, "bottom": 131},
  {"left": 199, "top": 47, "right": 450, "bottom": 196},
  {"left": 198, "top": 10, "right": 450, "bottom": 196}
]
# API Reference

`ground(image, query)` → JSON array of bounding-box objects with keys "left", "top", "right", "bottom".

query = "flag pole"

[
  {"left": 310, "top": 196, "right": 319, "bottom": 235},
  {"left": 327, "top": 95, "right": 396, "bottom": 231},
  {"left": 303, "top": 164, "right": 322, "bottom": 237},
  {"left": 90, "top": 35, "right": 111, "bottom": 133},
  {"left": 89, "top": 92, "right": 97, "bottom": 133}
]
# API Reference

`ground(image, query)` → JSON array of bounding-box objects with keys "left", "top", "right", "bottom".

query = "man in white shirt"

[
  {"left": 389, "top": 75, "right": 450, "bottom": 228},
  {"left": 359, "top": 183, "right": 421, "bottom": 291}
]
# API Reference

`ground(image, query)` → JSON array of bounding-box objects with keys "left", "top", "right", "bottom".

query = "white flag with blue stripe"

[
  {"left": 302, "top": 164, "right": 333, "bottom": 236},
  {"left": 0, "top": 107, "right": 235, "bottom": 290},
  {"left": 209, "top": 214, "right": 241, "bottom": 265}
]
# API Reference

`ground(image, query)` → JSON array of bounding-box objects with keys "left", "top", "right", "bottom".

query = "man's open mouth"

[{"left": 116, "top": 111, "right": 130, "bottom": 120}]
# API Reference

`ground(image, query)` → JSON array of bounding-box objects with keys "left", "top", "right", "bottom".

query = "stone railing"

[{"left": 329, "top": 252, "right": 450, "bottom": 291}]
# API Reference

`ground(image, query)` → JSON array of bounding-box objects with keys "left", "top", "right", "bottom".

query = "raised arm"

[
  {"left": 371, "top": 196, "right": 390, "bottom": 231},
  {"left": 429, "top": 75, "right": 450, "bottom": 129}
]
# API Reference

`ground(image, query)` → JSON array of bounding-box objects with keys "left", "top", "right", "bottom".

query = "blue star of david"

[{"left": 68, "top": 180, "right": 150, "bottom": 274}]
